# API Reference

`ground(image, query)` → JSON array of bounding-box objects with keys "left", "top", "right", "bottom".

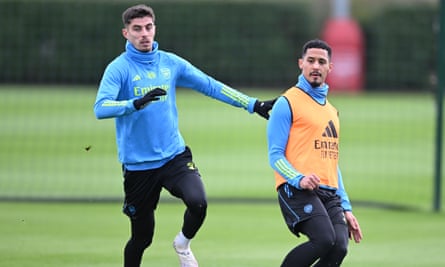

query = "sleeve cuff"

[{"left": 247, "top": 98, "right": 257, "bottom": 113}]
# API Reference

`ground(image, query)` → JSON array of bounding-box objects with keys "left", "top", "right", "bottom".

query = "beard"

[
  {"left": 309, "top": 81, "right": 322, "bottom": 87},
  {"left": 309, "top": 78, "right": 323, "bottom": 87},
  {"left": 308, "top": 73, "right": 323, "bottom": 88}
]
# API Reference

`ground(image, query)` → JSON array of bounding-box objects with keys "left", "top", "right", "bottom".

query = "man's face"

[
  {"left": 122, "top": 16, "right": 156, "bottom": 52},
  {"left": 298, "top": 48, "right": 332, "bottom": 88}
]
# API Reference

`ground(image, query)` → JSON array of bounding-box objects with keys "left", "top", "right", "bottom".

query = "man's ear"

[{"left": 122, "top": 28, "right": 128, "bottom": 39}]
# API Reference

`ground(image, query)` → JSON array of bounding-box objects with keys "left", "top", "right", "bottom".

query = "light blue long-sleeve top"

[
  {"left": 267, "top": 75, "right": 352, "bottom": 211},
  {"left": 94, "top": 41, "right": 257, "bottom": 171}
]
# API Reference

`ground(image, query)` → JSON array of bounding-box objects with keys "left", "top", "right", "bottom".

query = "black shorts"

[
  {"left": 122, "top": 146, "right": 203, "bottom": 219},
  {"left": 277, "top": 183, "right": 346, "bottom": 235}
]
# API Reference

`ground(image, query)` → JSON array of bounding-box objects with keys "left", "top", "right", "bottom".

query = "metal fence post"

[{"left": 433, "top": 0, "right": 444, "bottom": 212}]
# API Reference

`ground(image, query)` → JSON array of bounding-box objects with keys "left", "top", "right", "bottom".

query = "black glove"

[
  {"left": 133, "top": 88, "right": 167, "bottom": 110},
  {"left": 253, "top": 98, "right": 277, "bottom": 120}
]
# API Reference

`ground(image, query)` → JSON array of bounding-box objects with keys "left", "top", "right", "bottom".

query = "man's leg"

[
  {"left": 122, "top": 168, "right": 162, "bottom": 267},
  {"left": 124, "top": 211, "right": 155, "bottom": 267},
  {"left": 313, "top": 205, "right": 349, "bottom": 267},
  {"left": 171, "top": 172, "right": 207, "bottom": 238},
  {"left": 163, "top": 147, "right": 207, "bottom": 266},
  {"left": 281, "top": 215, "right": 336, "bottom": 267},
  {"left": 278, "top": 185, "right": 336, "bottom": 267}
]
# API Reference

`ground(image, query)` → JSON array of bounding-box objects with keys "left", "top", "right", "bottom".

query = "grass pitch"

[
  {"left": 0, "top": 85, "right": 444, "bottom": 266},
  {"left": 0, "top": 86, "right": 442, "bottom": 210},
  {"left": 1, "top": 202, "right": 444, "bottom": 267}
]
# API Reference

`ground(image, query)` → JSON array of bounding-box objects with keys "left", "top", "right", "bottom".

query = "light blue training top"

[{"left": 94, "top": 41, "right": 257, "bottom": 171}]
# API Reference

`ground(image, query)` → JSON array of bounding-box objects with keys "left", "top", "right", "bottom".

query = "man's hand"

[
  {"left": 133, "top": 88, "right": 167, "bottom": 110},
  {"left": 254, "top": 98, "right": 277, "bottom": 119},
  {"left": 299, "top": 174, "right": 320, "bottom": 190},
  {"left": 345, "top": 211, "right": 363, "bottom": 243}
]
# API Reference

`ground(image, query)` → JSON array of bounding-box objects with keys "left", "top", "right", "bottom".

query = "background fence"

[
  {"left": 0, "top": 0, "right": 439, "bottom": 91},
  {"left": 0, "top": 0, "right": 443, "bottom": 211}
]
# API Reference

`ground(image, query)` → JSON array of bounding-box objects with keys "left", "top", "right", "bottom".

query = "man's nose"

[{"left": 141, "top": 29, "right": 149, "bottom": 35}]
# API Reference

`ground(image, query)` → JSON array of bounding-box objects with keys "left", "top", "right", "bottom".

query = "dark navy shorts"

[
  {"left": 277, "top": 183, "right": 346, "bottom": 235},
  {"left": 122, "top": 146, "right": 203, "bottom": 219}
]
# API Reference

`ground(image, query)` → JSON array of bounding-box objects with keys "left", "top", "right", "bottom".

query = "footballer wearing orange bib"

[{"left": 267, "top": 39, "right": 362, "bottom": 267}]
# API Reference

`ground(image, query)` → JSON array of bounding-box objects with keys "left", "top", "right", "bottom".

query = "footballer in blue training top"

[{"left": 93, "top": 4, "right": 275, "bottom": 267}]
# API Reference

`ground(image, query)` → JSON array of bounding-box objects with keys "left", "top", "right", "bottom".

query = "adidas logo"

[
  {"left": 322, "top": 120, "right": 338, "bottom": 138},
  {"left": 132, "top": 75, "right": 141, "bottom": 82}
]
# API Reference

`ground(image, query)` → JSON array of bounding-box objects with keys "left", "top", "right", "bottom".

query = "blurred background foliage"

[{"left": 0, "top": 0, "right": 439, "bottom": 91}]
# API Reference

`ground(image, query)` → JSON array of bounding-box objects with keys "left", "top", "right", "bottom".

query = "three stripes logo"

[
  {"left": 322, "top": 120, "right": 338, "bottom": 138},
  {"left": 317, "top": 120, "right": 339, "bottom": 159}
]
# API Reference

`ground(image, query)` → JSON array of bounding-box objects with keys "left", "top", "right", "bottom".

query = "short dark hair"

[
  {"left": 122, "top": 4, "right": 155, "bottom": 26},
  {"left": 302, "top": 39, "right": 332, "bottom": 59}
]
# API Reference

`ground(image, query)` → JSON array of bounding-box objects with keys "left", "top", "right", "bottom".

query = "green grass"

[
  {"left": 0, "top": 85, "right": 443, "bottom": 210},
  {"left": 1, "top": 202, "right": 444, "bottom": 267},
  {"left": 0, "top": 85, "right": 444, "bottom": 266}
]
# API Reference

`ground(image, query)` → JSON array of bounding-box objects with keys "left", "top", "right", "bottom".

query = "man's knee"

[
  {"left": 332, "top": 242, "right": 348, "bottom": 259},
  {"left": 314, "top": 233, "right": 336, "bottom": 252},
  {"left": 332, "top": 224, "right": 349, "bottom": 259},
  {"left": 126, "top": 233, "right": 153, "bottom": 253},
  {"left": 187, "top": 197, "right": 207, "bottom": 217}
]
